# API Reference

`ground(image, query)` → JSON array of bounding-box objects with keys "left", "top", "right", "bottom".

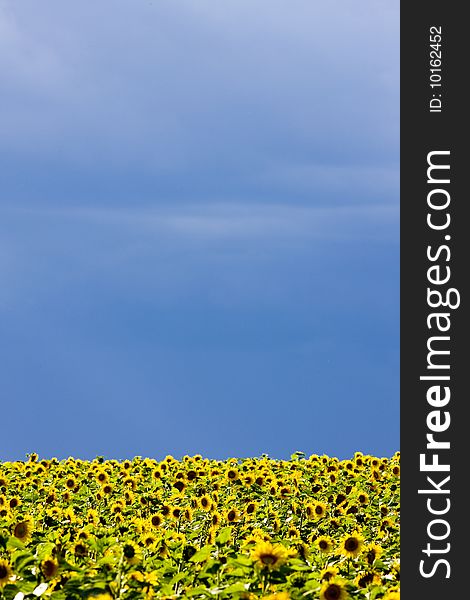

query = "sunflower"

[
  {"left": 313, "top": 501, "right": 327, "bottom": 519},
  {"left": 226, "top": 468, "right": 239, "bottom": 482},
  {"left": 287, "top": 526, "right": 299, "bottom": 539},
  {"left": 338, "top": 531, "right": 364, "bottom": 558},
  {"left": 243, "top": 474, "right": 254, "bottom": 486},
  {"left": 251, "top": 541, "right": 288, "bottom": 570},
  {"left": 87, "top": 508, "right": 99, "bottom": 525},
  {"left": 102, "top": 483, "right": 113, "bottom": 495},
  {"left": 391, "top": 561, "right": 400, "bottom": 580},
  {"left": 354, "top": 570, "right": 381, "bottom": 588},
  {"left": 76, "top": 528, "right": 90, "bottom": 541},
  {"left": 382, "top": 591, "right": 400, "bottom": 600},
  {"left": 0, "top": 559, "right": 13, "bottom": 588},
  {"left": 305, "top": 504, "right": 316, "bottom": 520},
  {"left": 124, "top": 490, "right": 134, "bottom": 505},
  {"left": 357, "top": 491, "right": 369, "bottom": 506},
  {"left": 245, "top": 501, "right": 257, "bottom": 516},
  {"left": 320, "top": 566, "right": 338, "bottom": 582},
  {"left": 123, "top": 477, "right": 137, "bottom": 491},
  {"left": 319, "top": 577, "right": 349, "bottom": 600},
  {"left": 73, "top": 541, "right": 88, "bottom": 557},
  {"left": 141, "top": 532, "right": 158, "bottom": 549},
  {"left": 13, "top": 517, "right": 34, "bottom": 543},
  {"left": 9, "top": 496, "right": 21, "bottom": 510},
  {"left": 152, "top": 468, "right": 163, "bottom": 480},
  {"left": 170, "top": 506, "right": 182, "bottom": 520},
  {"left": 41, "top": 556, "right": 59, "bottom": 579},
  {"left": 183, "top": 507, "right": 193, "bottom": 521},
  {"left": 111, "top": 502, "right": 124, "bottom": 515},
  {"left": 365, "top": 543, "right": 383, "bottom": 565},
  {"left": 226, "top": 508, "right": 240, "bottom": 523},
  {"left": 122, "top": 541, "right": 142, "bottom": 565},
  {"left": 199, "top": 495, "right": 212, "bottom": 512},
  {"left": 65, "top": 476, "right": 77, "bottom": 490},
  {"left": 173, "top": 480, "right": 186, "bottom": 493},
  {"left": 95, "top": 470, "right": 108, "bottom": 484},
  {"left": 316, "top": 536, "right": 334, "bottom": 554},
  {"left": 149, "top": 514, "right": 164, "bottom": 528}
]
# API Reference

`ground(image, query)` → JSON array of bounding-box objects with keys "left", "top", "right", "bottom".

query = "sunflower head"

[
  {"left": 150, "top": 513, "right": 164, "bottom": 528},
  {"left": 141, "top": 533, "right": 158, "bottom": 549},
  {"left": 122, "top": 541, "right": 141, "bottom": 565},
  {"left": 226, "top": 508, "right": 240, "bottom": 523},
  {"left": 199, "top": 495, "right": 212, "bottom": 512},
  {"left": 13, "top": 517, "right": 34, "bottom": 544},
  {"left": 41, "top": 556, "right": 59, "bottom": 579},
  {"left": 354, "top": 570, "right": 381, "bottom": 588},
  {"left": 320, "top": 566, "right": 339, "bottom": 582},
  {"left": 73, "top": 541, "right": 88, "bottom": 557},
  {"left": 0, "top": 559, "right": 13, "bottom": 588},
  {"left": 251, "top": 541, "right": 288, "bottom": 571},
  {"left": 316, "top": 536, "right": 334, "bottom": 554},
  {"left": 319, "top": 576, "right": 349, "bottom": 600},
  {"left": 338, "top": 531, "right": 364, "bottom": 558},
  {"left": 382, "top": 590, "right": 400, "bottom": 600},
  {"left": 365, "top": 543, "right": 383, "bottom": 565}
]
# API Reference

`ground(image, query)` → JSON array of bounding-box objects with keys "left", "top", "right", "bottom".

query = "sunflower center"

[
  {"left": 15, "top": 523, "right": 27, "bottom": 537},
  {"left": 0, "top": 565, "right": 8, "bottom": 578},
  {"left": 324, "top": 584, "right": 341, "bottom": 600},
  {"left": 359, "top": 573, "right": 374, "bottom": 587},
  {"left": 43, "top": 560, "right": 56, "bottom": 577},
  {"left": 345, "top": 538, "right": 359, "bottom": 551},
  {"left": 123, "top": 545, "right": 135, "bottom": 558},
  {"left": 319, "top": 541, "right": 328, "bottom": 550},
  {"left": 260, "top": 554, "right": 276, "bottom": 565}
]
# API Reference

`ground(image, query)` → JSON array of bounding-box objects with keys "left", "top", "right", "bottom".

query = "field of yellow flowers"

[{"left": 0, "top": 452, "right": 400, "bottom": 600}]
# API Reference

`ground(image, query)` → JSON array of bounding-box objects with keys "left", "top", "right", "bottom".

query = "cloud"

[
  {"left": 9, "top": 200, "right": 398, "bottom": 243},
  {"left": 0, "top": 0, "right": 399, "bottom": 175}
]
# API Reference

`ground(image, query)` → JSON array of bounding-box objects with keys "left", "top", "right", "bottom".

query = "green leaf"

[
  {"left": 189, "top": 545, "right": 213, "bottom": 563},
  {"left": 185, "top": 586, "right": 210, "bottom": 597},
  {"left": 169, "top": 572, "right": 187, "bottom": 585},
  {"left": 215, "top": 527, "right": 232, "bottom": 545},
  {"left": 222, "top": 582, "right": 248, "bottom": 593},
  {"left": 36, "top": 542, "right": 56, "bottom": 560},
  {"left": 7, "top": 536, "right": 25, "bottom": 550}
]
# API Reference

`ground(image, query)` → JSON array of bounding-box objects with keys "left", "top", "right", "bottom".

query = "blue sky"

[{"left": 0, "top": 1, "right": 399, "bottom": 461}]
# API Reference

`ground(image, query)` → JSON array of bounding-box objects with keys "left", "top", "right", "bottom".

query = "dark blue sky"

[{"left": 0, "top": 1, "right": 399, "bottom": 461}]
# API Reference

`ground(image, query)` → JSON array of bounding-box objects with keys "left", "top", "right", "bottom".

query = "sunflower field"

[{"left": 0, "top": 452, "right": 400, "bottom": 600}]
